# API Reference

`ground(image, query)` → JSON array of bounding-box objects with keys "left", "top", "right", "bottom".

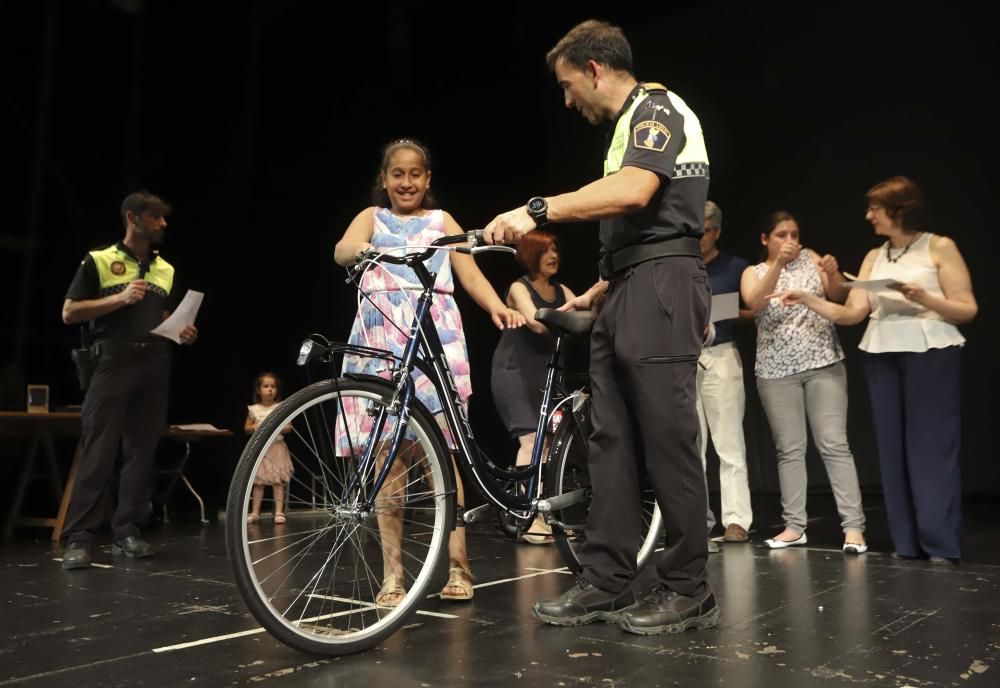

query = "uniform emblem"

[
  {"left": 110, "top": 261, "right": 126, "bottom": 276},
  {"left": 633, "top": 120, "right": 671, "bottom": 152}
]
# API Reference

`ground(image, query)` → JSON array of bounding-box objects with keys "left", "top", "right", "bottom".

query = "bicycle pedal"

[{"left": 461, "top": 503, "right": 492, "bottom": 525}]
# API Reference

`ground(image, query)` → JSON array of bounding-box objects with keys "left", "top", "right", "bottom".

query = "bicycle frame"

[{"left": 315, "top": 239, "right": 560, "bottom": 524}]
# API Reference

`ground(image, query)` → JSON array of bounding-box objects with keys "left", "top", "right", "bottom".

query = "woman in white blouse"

[{"left": 770, "top": 177, "right": 977, "bottom": 564}]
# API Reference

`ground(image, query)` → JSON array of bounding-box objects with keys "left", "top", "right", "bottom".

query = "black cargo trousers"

[
  {"left": 62, "top": 344, "right": 171, "bottom": 545},
  {"left": 579, "top": 255, "right": 711, "bottom": 598}
]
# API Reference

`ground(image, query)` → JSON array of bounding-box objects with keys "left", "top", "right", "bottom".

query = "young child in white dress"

[{"left": 244, "top": 372, "right": 293, "bottom": 524}]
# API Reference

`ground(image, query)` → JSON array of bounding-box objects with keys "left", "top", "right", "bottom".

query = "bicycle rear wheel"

[
  {"left": 226, "top": 377, "right": 453, "bottom": 655},
  {"left": 545, "top": 395, "right": 662, "bottom": 573}
]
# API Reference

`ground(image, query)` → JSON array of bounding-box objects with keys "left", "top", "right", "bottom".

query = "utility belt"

[
  {"left": 71, "top": 338, "right": 168, "bottom": 392},
  {"left": 91, "top": 339, "right": 169, "bottom": 357},
  {"left": 598, "top": 236, "right": 701, "bottom": 280}
]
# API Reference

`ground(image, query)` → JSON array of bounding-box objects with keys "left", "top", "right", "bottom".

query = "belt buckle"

[{"left": 598, "top": 253, "right": 612, "bottom": 281}]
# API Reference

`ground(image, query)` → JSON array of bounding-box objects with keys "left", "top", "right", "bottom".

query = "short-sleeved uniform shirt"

[
  {"left": 65, "top": 241, "right": 176, "bottom": 342},
  {"left": 600, "top": 83, "right": 710, "bottom": 255}
]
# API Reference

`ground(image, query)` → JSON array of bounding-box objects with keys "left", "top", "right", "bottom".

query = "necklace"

[{"left": 886, "top": 233, "right": 921, "bottom": 263}]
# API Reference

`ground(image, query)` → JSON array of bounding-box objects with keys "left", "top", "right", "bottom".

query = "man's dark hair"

[
  {"left": 545, "top": 20, "right": 634, "bottom": 75},
  {"left": 121, "top": 191, "right": 171, "bottom": 227}
]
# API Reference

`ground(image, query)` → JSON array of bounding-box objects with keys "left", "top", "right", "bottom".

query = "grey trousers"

[{"left": 756, "top": 362, "right": 865, "bottom": 534}]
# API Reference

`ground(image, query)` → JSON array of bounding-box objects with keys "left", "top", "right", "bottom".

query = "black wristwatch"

[{"left": 526, "top": 196, "right": 548, "bottom": 228}]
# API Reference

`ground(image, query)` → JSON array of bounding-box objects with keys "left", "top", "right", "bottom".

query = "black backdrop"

[{"left": 3, "top": 0, "right": 996, "bottom": 513}]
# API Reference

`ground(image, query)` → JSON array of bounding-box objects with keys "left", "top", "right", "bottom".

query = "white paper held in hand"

[
  {"left": 841, "top": 272, "right": 902, "bottom": 291},
  {"left": 710, "top": 292, "right": 739, "bottom": 323},
  {"left": 151, "top": 290, "right": 204, "bottom": 343}
]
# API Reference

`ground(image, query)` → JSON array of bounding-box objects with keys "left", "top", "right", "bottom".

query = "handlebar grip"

[{"left": 467, "top": 229, "right": 485, "bottom": 247}]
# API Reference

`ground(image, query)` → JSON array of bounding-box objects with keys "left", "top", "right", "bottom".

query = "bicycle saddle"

[{"left": 535, "top": 308, "right": 594, "bottom": 337}]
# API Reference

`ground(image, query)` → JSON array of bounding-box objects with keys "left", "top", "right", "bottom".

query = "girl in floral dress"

[{"left": 333, "top": 138, "right": 524, "bottom": 604}]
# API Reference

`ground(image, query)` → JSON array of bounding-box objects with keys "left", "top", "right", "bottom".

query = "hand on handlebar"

[{"left": 483, "top": 207, "right": 536, "bottom": 245}]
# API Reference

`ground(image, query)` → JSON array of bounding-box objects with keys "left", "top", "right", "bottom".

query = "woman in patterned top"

[
  {"left": 741, "top": 211, "right": 867, "bottom": 553},
  {"left": 334, "top": 138, "right": 524, "bottom": 604}
]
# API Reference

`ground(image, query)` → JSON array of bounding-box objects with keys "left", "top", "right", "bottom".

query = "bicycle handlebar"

[{"left": 354, "top": 230, "right": 515, "bottom": 268}]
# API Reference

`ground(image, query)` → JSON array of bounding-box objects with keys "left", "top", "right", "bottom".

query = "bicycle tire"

[
  {"left": 226, "top": 377, "right": 454, "bottom": 655},
  {"left": 545, "top": 395, "right": 662, "bottom": 573}
]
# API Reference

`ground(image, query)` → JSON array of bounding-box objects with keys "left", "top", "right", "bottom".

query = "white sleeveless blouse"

[{"left": 859, "top": 233, "right": 965, "bottom": 353}]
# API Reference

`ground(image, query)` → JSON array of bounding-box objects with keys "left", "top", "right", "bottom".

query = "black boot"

[
  {"left": 112, "top": 536, "right": 155, "bottom": 558},
  {"left": 62, "top": 542, "right": 92, "bottom": 570},
  {"left": 619, "top": 585, "right": 720, "bottom": 635},
  {"left": 532, "top": 577, "right": 636, "bottom": 626}
]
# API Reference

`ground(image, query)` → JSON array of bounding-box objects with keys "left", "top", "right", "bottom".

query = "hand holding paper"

[{"left": 152, "top": 290, "right": 204, "bottom": 344}]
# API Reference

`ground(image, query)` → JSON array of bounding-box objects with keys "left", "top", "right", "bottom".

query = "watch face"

[{"left": 528, "top": 198, "right": 545, "bottom": 212}]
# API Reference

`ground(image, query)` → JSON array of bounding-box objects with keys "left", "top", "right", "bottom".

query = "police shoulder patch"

[
  {"left": 110, "top": 261, "right": 126, "bottom": 276},
  {"left": 633, "top": 120, "right": 671, "bottom": 152}
]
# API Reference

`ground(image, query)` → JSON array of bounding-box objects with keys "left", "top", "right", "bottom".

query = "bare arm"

[
  {"left": 896, "top": 235, "right": 977, "bottom": 324},
  {"left": 546, "top": 166, "right": 661, "bottom": 223},
  {"left": 444, "top": 212, "right": 525, "bottom": 330},
  {"left": 560, "top": 280, "right": 607, "bottom": 312},
  {"left": 810, "top": 250, "right": 849, "bottom": 303},
  {"left": 770, "top": 249, "right": 877, "bottom": 325},
  {"left": 507, "top": 282, "right": 550, "bottom": 335},
  {"left": 483, "top": 166, "right": 661, "bottom": 245},
  {"left": 741, "top": 263, "right": 781, "bottom": 314},
  {"left": 62, "top": 280, "right": 149, "bottom": 325},
  {"left": 333, "top": 207, "right": 376, "bottom": 267},
  {"left": 244, "top": 411, "right": 256, "bottom": 435}
]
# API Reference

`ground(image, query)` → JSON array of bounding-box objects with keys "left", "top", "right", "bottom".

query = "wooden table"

[
  {"left": 0, "top": 412, "right": 231, "bottom": 540},
  {"left": 0, "top": 412, "right": 83, "bottom": 541}
]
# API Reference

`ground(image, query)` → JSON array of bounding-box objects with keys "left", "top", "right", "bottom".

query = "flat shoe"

[
  {"left": 246, "top": 513, "right": 260, "bottom": 524},
  {"left": 764, "top": 533, "right": 807, "bottom": 549},
  {"left": 843, "top": 541, "right": 868, "bottom": 554},
  {"left": 274, "top": 514, "right": 286, "bottom": 525}
]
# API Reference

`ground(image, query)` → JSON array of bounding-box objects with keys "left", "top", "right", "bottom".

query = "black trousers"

[
  {"left": 579, "top": 256, "right": 711, "bottom": 597},
  {"left": 63, "top": 349, "right": 170, "bottom": 545}
]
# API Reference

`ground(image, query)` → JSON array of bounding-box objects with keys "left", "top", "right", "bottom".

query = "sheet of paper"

[
  {"left": 710, "top": 292, "right": 739, "bottom": 323},
  {"left": 170, "top": 423, "right": 223, "bottom": 432},
  {"left": 841, "top": 273, "right": 901, "bottom": 291},
  {"left": 151, "top": 290, "right": 203, "bottom": 343}
]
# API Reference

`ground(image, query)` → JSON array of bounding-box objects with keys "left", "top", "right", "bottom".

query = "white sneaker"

[{"left": 764, "top": 533, "right": 807, "bottom": 549}]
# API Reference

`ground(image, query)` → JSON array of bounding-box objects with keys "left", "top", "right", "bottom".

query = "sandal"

[
  {"left": 376, "top": 574, "right": 407, "bottom": 607},
  {"left": 521, "top": 531, "right": 555, "bottom": 545},
  {"left": 246, "top": 513, "right": 260, "bottom": 524},
  {"left": 520, "top": 516, "right": 555, "bottom": 545},
  {"left": 274, "top": 513, "right": 286, "bottom": 525},
  {"left": 440, "top": 567, "right": 474, "bottom": 601}
]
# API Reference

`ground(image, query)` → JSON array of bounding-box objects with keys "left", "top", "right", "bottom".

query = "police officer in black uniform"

[
  {"left": 60, "top": 191, "right": 198, "bottom": 570},
  {"left": 484, "top": 20, "right": 718, "bottom": 635}
]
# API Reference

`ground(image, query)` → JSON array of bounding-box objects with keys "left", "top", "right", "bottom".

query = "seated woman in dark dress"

[{"left": 490, "top": 230, "right": 576, "bottom": 543}]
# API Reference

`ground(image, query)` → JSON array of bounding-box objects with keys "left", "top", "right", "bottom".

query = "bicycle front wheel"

[
  {"left": 545, "top": 396, "right": 662, "bottom": 574},
  {"left": 226, "top": 377, "right": 454, "bottom": 655}
]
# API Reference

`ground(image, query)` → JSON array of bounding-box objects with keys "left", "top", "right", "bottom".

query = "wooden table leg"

[{"left": 52, "top": 442, "right": 82, "bottom": 542}]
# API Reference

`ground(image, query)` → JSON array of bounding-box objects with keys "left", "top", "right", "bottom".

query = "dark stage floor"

[{"left": 1, "top": 494, "right": 998, "bottom": 688}]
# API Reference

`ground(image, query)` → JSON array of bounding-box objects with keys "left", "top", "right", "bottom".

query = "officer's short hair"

[
  {"left": 705, "top": 201, "right": 723, "bottom": 231},
  {"left": 121, "top": 191, "right": 171, "bottom": 227},
  {"left": 545, "top": 20, "right": 633, "bottom": 75}
]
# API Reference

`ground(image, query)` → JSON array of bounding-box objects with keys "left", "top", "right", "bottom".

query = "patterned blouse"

[{"left": 752, "top": 251, "right": 844, "bottom": 379}]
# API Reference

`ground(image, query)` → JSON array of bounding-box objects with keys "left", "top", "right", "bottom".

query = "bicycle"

[{"left": 225, "top": 231, "right": 662, "bottom": 655}]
